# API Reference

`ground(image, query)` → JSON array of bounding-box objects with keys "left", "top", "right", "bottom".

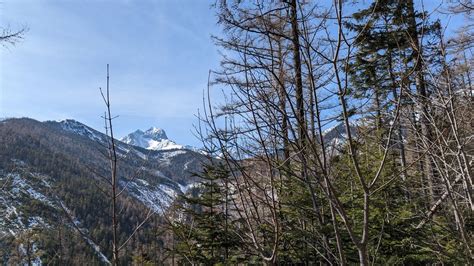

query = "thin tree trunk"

[
  {"left": 406, "top": 0, "right": 435, "bottom": 201},
  {"left": 290, "top": 0, "right": 306, "bottom": 145},
  {"left": 103, "top": 64, "right": 119, "bottom": 265}
]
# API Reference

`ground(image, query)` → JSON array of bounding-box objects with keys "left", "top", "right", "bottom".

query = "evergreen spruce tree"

[
  {"left": 345, "top": 0, "right": 418, "bottom": 127},
  {"left": 173, "top": 163, "right": 241, "bottom": 264},
  {"left": 345, "top": 0, "right": 440, "bottom": 184}
]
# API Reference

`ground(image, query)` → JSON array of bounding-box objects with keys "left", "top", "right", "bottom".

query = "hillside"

[{"left": 0, "top": 118, "right": 208, "bottom": 264}]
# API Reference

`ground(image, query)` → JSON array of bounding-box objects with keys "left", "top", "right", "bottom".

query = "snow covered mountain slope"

[
  {"left": 322, "top": 122, "right": 357, "bottom": 144},
  {"left": 0, "top": 161, "right": 111, "bottom": 264},
  {"left": 56, "top": 119, "right": 107, "bottom": 143},
  {"left": 0, "top": 118, "right": 208, "bottom": 263},
  {"left": 120, "top": 127, "right": 185, "bottom": 150},
  {"left": 320, "top": 122, "right": 359, "bottom": 154}
]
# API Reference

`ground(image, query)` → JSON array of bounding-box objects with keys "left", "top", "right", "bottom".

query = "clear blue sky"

[
  {"left": 0, "top": 0, "right": 465, "bottom": 147},
  {"left": 0, "top": 0, "right": 220, "bottom": 147}
]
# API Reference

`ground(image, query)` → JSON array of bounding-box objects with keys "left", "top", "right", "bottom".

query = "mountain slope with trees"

[{"left": 0, "top": 117, "right": 207, "bottom": 264}]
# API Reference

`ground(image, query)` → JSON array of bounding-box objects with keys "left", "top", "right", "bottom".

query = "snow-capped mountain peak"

[
  {"left": 144, "top": 127, "right": 167, "bottom": 140},
  {"left": 51, "top": 119, "right": 197, "bottom": 152},
  {"left": 121, "top": 127, "right": 184, "bottom": 151}
]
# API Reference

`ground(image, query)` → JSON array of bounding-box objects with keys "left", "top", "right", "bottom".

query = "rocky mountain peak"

[
  {"left": 143, "top": 127, "right": 167, "bottom": 140},
  {"left": 121, "top": 127, "right": 183, "bottom": 150}
]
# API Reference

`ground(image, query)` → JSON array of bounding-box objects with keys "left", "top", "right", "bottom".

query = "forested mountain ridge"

[
  {"left": 0, "top": 117, "right": 207, "bottom": 264},
  {"left": 0, "top": 117, "right": 358, "bottom": 264}
]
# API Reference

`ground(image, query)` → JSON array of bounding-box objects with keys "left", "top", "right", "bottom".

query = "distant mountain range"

[
  {"left": 0, "top": 117, "right": 355, "bottom": 263},
  {"left": 0, "top": 118, "right": 208, "bottom": 263}
]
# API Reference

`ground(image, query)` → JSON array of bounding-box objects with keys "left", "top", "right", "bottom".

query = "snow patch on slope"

[
  {"left": 58, "top": 119, "right": 104, "bottom": 142},
  {"left": 9, "top": 173, "right": 55, "bottom": 207},
  {"left": 0, "top": 172, "right": 53, "bottom": 237},
  {"left": 123, "top": 180, "right": 177, "bottom": 213},
  {"left": 119, "top": 174, "right": 198, "bottom": 214},
  {"left": 59, "top": 201, "right": 111, "bottom": 264}
]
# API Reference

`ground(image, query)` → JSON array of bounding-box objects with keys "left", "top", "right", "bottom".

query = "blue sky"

[
  {"left": 0, "top": 0, "right": 220, "bottom": 147},
  {"left": 0, "top": 0, "right": 466, "bottom": 147}
]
